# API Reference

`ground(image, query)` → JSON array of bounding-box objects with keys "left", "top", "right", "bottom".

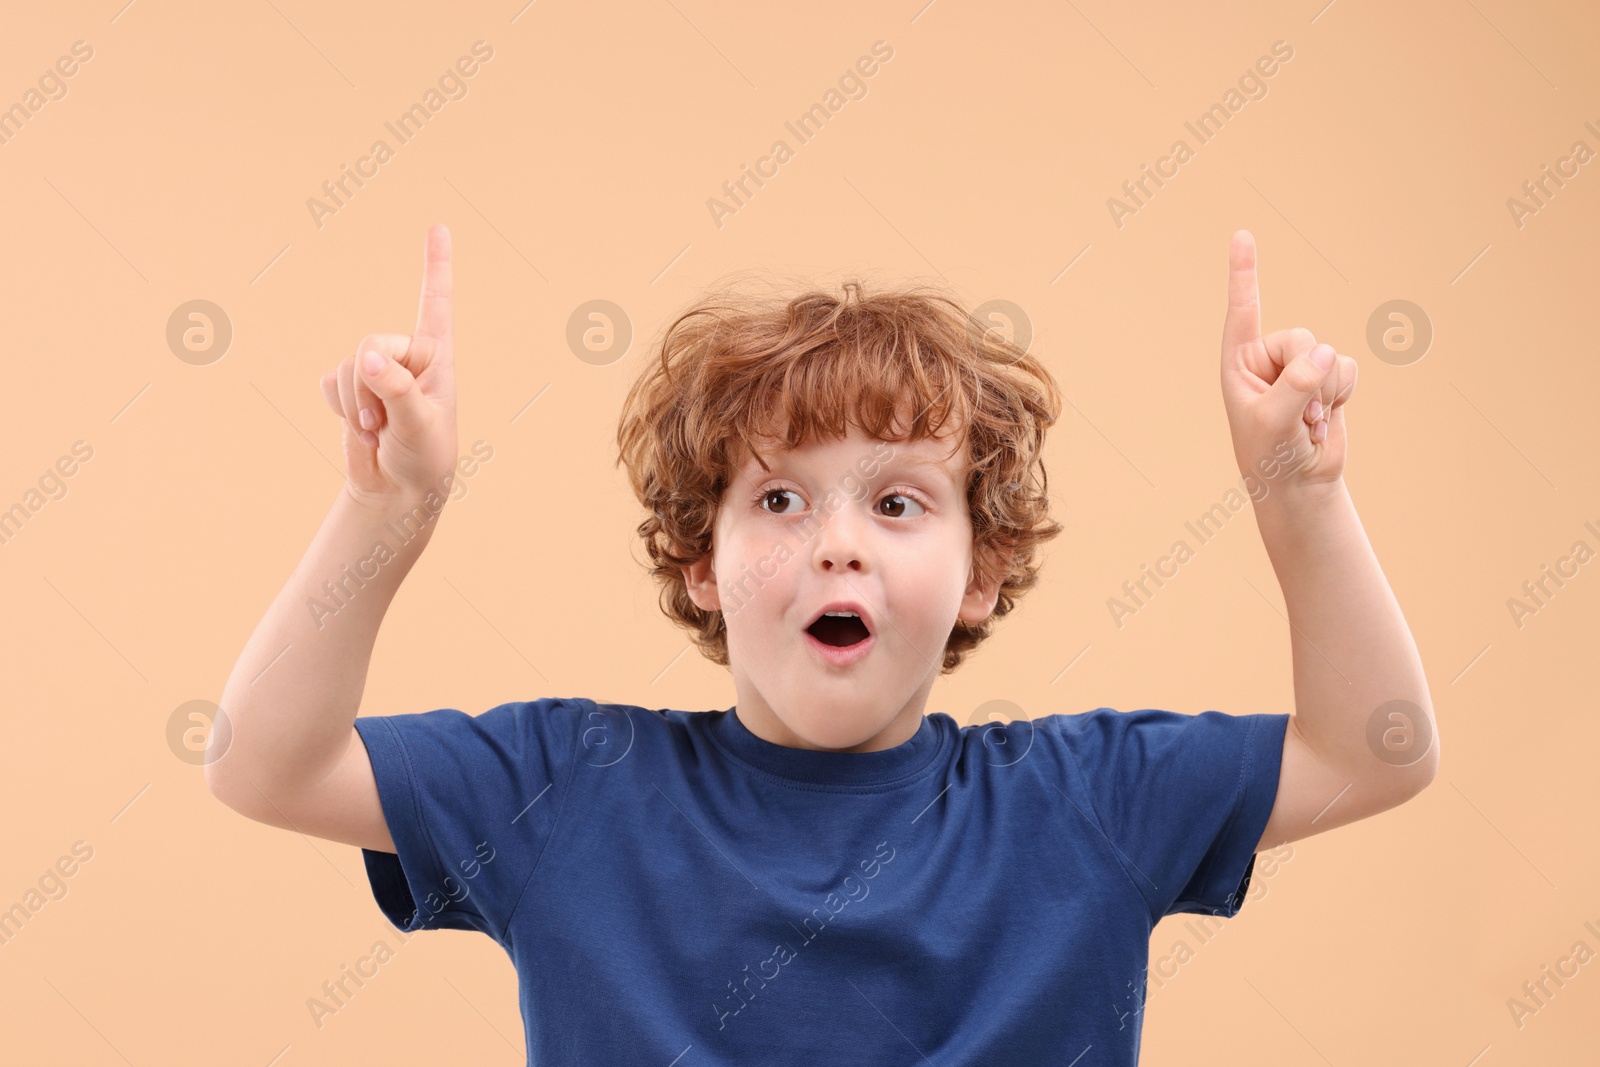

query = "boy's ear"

[
  {"left": 682, "top": 555, "right": 720, "bottom": 613},
  {"left": 957, "top": 546, "right": 1012, "bottom": 624}
]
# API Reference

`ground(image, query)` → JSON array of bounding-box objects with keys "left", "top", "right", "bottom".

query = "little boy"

[{"left": 210, "top": 224, "right": 1438, "bottom": 1064}]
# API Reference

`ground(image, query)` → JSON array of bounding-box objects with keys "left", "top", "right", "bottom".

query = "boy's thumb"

[
  {"left": 1266, "top": 344, "right": 1336, "bottom": 425},
  {"left": 360, "top": 349, "right": 429, "bottom": 439}
]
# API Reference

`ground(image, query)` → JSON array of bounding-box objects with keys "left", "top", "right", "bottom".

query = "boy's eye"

[
  {"left": 756, "top": 488, "right": 926, "bottom": 518},
  {"left": 877, "top": 492, "right": 925, "bottom": 518},
  {"left": 758, "top": 488, "right": 803, "bottom": 515}
]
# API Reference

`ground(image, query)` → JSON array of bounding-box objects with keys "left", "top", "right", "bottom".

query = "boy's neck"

[{"left": 733, "top": 698, "right": 926, "bottom": 753}]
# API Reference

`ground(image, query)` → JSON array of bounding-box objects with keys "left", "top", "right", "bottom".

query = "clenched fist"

[{"left": 321, "top": 224, "right": 460, "bottom": 513}]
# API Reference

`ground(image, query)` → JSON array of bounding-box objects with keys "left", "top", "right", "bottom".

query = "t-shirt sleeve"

[
  {"left": 352, "top": 696, "right": 582, "bottom": 941},
  {"left": 1050, "top": 707, "right": 1290, "bottom": 922}
]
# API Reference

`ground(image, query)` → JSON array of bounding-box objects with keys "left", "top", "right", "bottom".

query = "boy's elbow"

[
  {"left": 204, "top": 750, "right": 270, "bottom": 820},
  {"left": 201, "top": 736, "right": 234, "bottom": 799},
  {"left": 1396, "top": 740, "right": 1440, "bottom": 802},
  {"left": 203, "top": 761, "right": 250, "bottom": 816},
  {"left": 200, "top": 712, "right": 265, "bottom": 814}
]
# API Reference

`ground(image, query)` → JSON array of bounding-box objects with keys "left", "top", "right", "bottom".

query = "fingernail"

[
  {"left": 1307, "top": 398, "right": 1322, "bottom": 421},
  {"left": 359, "top": 408, "right": 375, "bottom": 430},
  {"left": 363, "top": 350, "right": 384, "bottom": 375}
]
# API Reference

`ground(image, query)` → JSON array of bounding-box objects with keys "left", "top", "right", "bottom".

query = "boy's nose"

[{"left": 811, "top": 508, "right": 870, "bottom": 573}]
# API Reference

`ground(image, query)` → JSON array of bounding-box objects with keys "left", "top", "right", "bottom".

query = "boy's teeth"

[{"left": 823, "top": 611, "right": 858, "bottom": 617}]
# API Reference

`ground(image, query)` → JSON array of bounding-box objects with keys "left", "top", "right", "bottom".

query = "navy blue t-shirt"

[{"left": 353, "top": 698, "right": 1289, "bottom": 1064}]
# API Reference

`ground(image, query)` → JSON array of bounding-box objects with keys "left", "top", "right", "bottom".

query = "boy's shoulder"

[{"left": 468, "top": 696, "right": 737, "bottom": 766}]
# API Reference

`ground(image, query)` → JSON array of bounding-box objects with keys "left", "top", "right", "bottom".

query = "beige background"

[{"left": 1, "top": 0, "right": 1595, "bottom": 1062}]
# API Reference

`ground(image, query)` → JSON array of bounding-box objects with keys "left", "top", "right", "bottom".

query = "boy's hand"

[
  {"left": 1219, "top": 229, "right": 1358, "bottom": 498},
  {"left": 320, "top": 223, "right": 460, "bottom": 513}
]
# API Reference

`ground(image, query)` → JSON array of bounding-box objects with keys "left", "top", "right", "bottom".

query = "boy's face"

[{"left": 681, "top": 416, "right": 1005, "bottom": 753}]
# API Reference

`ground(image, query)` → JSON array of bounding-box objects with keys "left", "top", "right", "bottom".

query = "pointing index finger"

[
  {"left": 1224, "top": 228, "right": 1262, "bottom": 351},
  {"left": 414, "top": 223, "right": 453, "bottom": 344}
]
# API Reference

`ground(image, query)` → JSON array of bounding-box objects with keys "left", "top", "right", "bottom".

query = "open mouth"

[{"left": 805, "top": 613, "right": 872, "bottom": 648}]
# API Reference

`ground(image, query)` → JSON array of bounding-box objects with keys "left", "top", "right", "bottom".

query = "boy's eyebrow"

[
  {"left": 755, "top": 451, "right": 959, "bottom": 486},
  {"left": 880, "top": 455, "right": 959, "bottom": 482}
]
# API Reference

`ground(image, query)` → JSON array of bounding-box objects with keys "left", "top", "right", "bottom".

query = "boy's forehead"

[{"left": 733, "top": 429, "right": 967, "bottom": 481}]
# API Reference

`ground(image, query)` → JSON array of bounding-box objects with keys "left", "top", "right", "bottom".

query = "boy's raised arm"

[
  {"left": 1217, "top": 229, "right": 1439, "bottom": 853},
  {"left": 206, "top": 224, "right": 462, "bottom": 852}
]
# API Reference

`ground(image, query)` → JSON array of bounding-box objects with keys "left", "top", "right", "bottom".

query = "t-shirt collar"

[{"left": 706, "top": 704, "right": 946, "bottom": 788}]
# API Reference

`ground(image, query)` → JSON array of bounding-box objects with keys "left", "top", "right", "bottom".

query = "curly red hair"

[{"left": 614, "top": 275, "right": 1063, "bottom": 673}]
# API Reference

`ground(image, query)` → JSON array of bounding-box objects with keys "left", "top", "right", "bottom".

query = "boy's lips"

[{"left": 801, "top": 598, "right": 876, "bottom": 667}]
